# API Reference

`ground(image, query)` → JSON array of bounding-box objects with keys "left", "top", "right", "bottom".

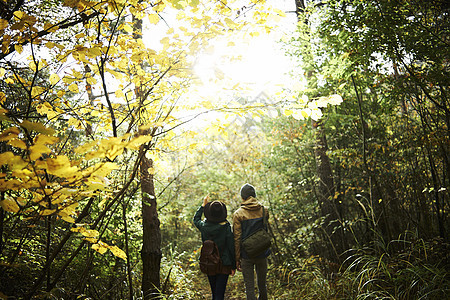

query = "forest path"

[{"left": 194, "top": 271, "right": 255, "bottom": 299}]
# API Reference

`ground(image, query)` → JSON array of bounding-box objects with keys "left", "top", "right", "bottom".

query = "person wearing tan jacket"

[{"left": 233, "top": 183, "right": 270, "bottom": 300}]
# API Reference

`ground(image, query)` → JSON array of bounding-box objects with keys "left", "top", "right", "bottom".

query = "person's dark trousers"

[
  {"left": 241, "top": 257, "right": 268, "bottom": 300},
  {"left": 207, "top": 273, "right": 229, "bottom": 300}
]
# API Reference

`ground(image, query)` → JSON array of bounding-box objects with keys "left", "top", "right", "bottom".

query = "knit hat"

[
  {"left": 204, "top": 201, "right": 227, "bottom": 223},
  {"left": 240, "top": 183, "right": 256, "bottom": 200}
]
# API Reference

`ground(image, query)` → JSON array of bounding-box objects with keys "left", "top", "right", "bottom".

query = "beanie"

[{"left": 240, "top": 183, "right": 256, "bottom": 200}]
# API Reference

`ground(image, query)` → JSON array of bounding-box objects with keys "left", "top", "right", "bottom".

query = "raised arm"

[
  {"left": 193, "top": 195, "right": 210, "bottom": 229},
  {"left": 232, "top": 212, "right": 242, "bottom": 270}
]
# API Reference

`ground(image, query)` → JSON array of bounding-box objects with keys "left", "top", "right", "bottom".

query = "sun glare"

[
  {"left": 192, "top": 31, "right": 295, "bottom": 100},
  {"left": 192, "top": 0, "right": 298, "bottom": 100}
]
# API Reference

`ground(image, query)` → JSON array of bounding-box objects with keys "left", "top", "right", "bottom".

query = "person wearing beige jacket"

[{"left": 233, "top": 183, "right": 270, "bottom": 300}]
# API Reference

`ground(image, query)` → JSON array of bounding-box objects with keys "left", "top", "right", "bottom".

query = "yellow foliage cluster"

[
  {"left": 71, "top": 226, "right": 127, "bottom": 260},
  {"left": 282, "top": 94, "right": 344, "bottom": 121},
  {"left": 0, "top": 0, "right": 286, "bottom": 265}
]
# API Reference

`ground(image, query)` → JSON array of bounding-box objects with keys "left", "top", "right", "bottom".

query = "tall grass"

[{"left": 342, "top": 232, "right": 449, "bottom": 299}]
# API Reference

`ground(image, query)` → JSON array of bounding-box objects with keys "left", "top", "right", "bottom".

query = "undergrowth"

[
  {"left": 160, "top": 233, "right": 449, "bottom": 299},
  {"left": 341, "top": 233, "right": 450, "bottom": 300}
]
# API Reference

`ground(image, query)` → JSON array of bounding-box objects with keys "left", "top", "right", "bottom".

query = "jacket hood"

[
  {"left": 202, "top": 220, "right": 229, "bottom": 237},
  {"left": 240, "top": 196, "right": 262, "bottom": 210}
]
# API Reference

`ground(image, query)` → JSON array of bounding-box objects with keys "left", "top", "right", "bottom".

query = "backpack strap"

[{"left": 262, "top": 206, "right": 268, "bottom": 230}]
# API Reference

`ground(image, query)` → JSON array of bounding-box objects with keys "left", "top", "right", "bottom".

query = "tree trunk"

[
  {"left": 130, "top": 12, "right": 163, "bottom": 298},
  {"left": 295, "top": 0, "right": 345, "bottom": 262},
  {"left": 312, "top": 119, "right": 344, "bottom": 262},
  {"left": 295, "top": 0, "right": 306, "bottom": 15},
  {"left": 140, "top": 153, "right": 161, "bottom": 299}
]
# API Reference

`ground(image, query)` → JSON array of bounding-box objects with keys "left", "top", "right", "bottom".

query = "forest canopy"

[{"left": 0, "top": 0, "right": 449, "bottom": 299}]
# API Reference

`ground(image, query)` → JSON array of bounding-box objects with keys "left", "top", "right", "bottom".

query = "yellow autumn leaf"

[
  {"left": 86, "top": 76, "right": 96, "bottom": 85},
  {"left": 86, "top": 181, "right": 105, "bottom": 191},
  {"left": 34, "top": 134, "right": 59, "bottom": 146},
  {"left": 148, "top": 14, "right": 159, "bottom": 24},
  {"left": 123, "top": 24, "right": 133, "bottom": 33},
  {"left": 91, "top": 110, "right": 100, "bottom": 117},
  {"left": 0, "top": 197, "right": 20, "bottom": 213},
  {"left": 160, "top": 37, "right": 170, "bottom": 48},
  {"left": 75, "top": 141, "right": 97, "bottom": 155},
  {"left": 87, "top": 47, "right": 102, "bottom": 58},
  {"left": 8, "top": 139, "right": 27, "bottom": 150},
  {"left": 224, "top": 18, "right": 237, "bottom": 29},
  {"left": 59, "top": 203, "right": 78, "bottom": 217},
  {"left": 301, "top": 110, "right": 310, "bottom": 119},
  {"left": 91, "top": 162, "right": 118, "bottom": 177},
  {"left": 67, "top": 117, "right": 82, "bottom": 130},
  {"left": 92, "top": 241, "right": 108, "bottom": 254},
  {"left": 0, "top": 68, "right": 5, "bottom": 78},
  {"left": 0, "top": 19, "right": 8, "bottom": 30},
  {"left": 81, "top": 229, "right": 99, "bottom": 238},
  {"left": 61, "top": 215, "right": 75, "bottom": 223},
  {"left": 127, "top": 135, "right": 153, "bottom": 150},
  {"left": 16, "top": 196, "right": 27, "bottom": 206},
  {"left": 62, "top": 76, "right": 77, "bottom": 84},
  {"left": 36, "top": 102, "right": 58, "bottom": 119},
  {"left": 0, "top": 152, "right": 26, "bottom": 170},
  {"left": 274, "top": 8, "right": 286, "bottom": 17},
  {"left": 46, "top": 155, "right": 78, "bottom": 177},
  {"left": 29, "top": 143, "right": 52, "bottom": 161},
  {"left": 31, "top": 86, "right": 46, "bottom": 98},
  {"left": 11, "top": 168, "right": 33, "bottom": 179},
  {"left": 106, "top": 144, "right": 123, "bottom": 160},
  {"left": 115, "top": 89, "right": 125, "bottom": 98},
  {"left": 283, "top": 109, "right": 293, "bottom": 117},
  {"left": 14, "top": 44, "right": 23, "bottom": 54},
  {"left": 49, "top": 73, "right": 60, "bottom": 85},
  {"left": 200, "top": 101, "right": 214, "bottom": 109},
  {"left": 0, "top": 127, "right": 20, "bottom": 142},
  {"left": 109, "top": 245, "right": 127, "bottom": 260},
  {"left": 190, "top": 0, "right": 199, "bottom": 7},
  {"left": 30, "top": 134, "right": 58, "bottom": 160},
  {"left": 45, "top": 41, "right": 55, "bottom": 48},
  {"left": 4, "top": 77, "right": 14, "bottom": 84},
  {"left": 41, "top": 209, "right": 56, "bottom": 216},
  {"left": 2, "top": 34, "right": 11, "bottom": 52},
  {"left": 21, "top": 120, "right": 55, "bottom": 135},
  {"left": 15, "top": 75, "right": 28, "bottom": 84},
  {"left": 28, "top": 61, "right": 38, "bottom": 71},
  {"left": 13, "top": 11, "right": 25, "bottom": 20},
  {"left": 68, "top": 83, "right": 79, "bottom": 93}
]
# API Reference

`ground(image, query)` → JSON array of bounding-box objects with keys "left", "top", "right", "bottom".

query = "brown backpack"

[{"left": 199, "top": 239, "right": 222, "bottom": 275}]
